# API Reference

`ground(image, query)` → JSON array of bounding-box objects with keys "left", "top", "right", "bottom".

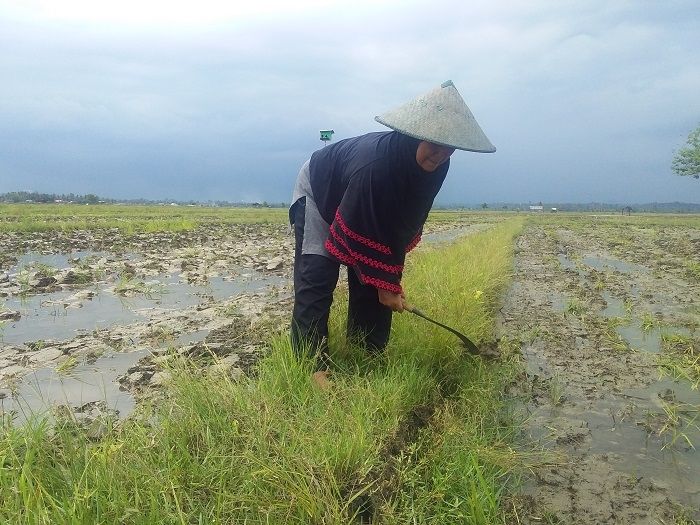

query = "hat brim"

[
  {"left": 374, "top": 81, "right": 496, "bottom": 153},
  {"left": 374, "top": 116, "right": 496, "bottom": 153}
]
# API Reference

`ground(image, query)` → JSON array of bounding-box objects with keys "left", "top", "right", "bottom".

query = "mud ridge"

[{"left": 344, "top": 403, "right": 437, "bottom": 523}]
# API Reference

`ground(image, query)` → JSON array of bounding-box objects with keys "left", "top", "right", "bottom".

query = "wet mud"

[
  {"left": 502, "top": 221, "right": 700, "bottom": 523},
  {"left": 0, "top": 223, "right": 295, "bottom": 425}
]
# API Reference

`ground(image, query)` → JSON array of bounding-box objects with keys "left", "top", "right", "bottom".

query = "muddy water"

[
  {"left": 2, "top": 270, "right": 284, "bottom": 344},
  {"left": 4, "top": 349, "right": 148, "bottom": 424},
  {"left": 504, "top": 224, "right": 700, "bottom": 523},
  {"left": 0, "top": 225, "right": 295, "bottom": 425}
]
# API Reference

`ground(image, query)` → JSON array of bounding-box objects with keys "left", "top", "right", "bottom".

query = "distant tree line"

[
  {"left": 0, "top": 191, "right": 287, "bottom": 208},
  {"left": 435, "top": 202, "right": 700, "bottom": 213},
  {"left": 0, "top": 191, "right": 108, "bottom": 204},
  {"left": 3, "top": 191, "right": 697, "bottom": 212}
]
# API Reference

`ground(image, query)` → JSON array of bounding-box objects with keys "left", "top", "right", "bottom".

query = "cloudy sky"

[{"left": 1, "top": 0, "right": 698, "bottom": 204}]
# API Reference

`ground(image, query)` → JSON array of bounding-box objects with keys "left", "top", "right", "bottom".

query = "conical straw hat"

[{"left": 375, "top": 80, "right": 495, "bottom": 153}]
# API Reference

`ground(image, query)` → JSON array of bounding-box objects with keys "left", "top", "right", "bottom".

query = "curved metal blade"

[{"left": 406, "top": 306, "right": 481, "bottom": 355}]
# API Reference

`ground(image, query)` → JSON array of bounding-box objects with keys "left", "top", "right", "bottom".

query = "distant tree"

[
  {"left": 672, "top": 125, "right": 700, "bottom": 179},
  {"left": 481, "top": 203, "right": 488, "bottom": 209}
]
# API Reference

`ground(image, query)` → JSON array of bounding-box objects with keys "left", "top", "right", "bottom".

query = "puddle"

[
  {"left": 587, "top": 379, "right": 700, "bottom": 502},
  {"left": 615, "top": 325, "right": 663, "bottom": 353},
  {"left": 422, "top": 224, "right": 487, "bottom": 244},
  {"left": 600, "top": 292, "right": 692, "bottom": 353},
  {"left": 10, "top": 251, "right": 113, "bottom": 273},
  {"left": 602, "top": 292, "right": 626, "bottom": 318},
  {"left": 582, "top": 255, "right": 648, "bottom": 274},
  {"left": 525, "top": 375, "right": 700, "bottom": 510},
  {"left": 550, "top": 294, "right": 568, "bottom": 312},
  {"left": 1, "top": 349, "right": 148, "bottom": 424},
  {"left": 3, "top": 290, "right": 145, "bottom": 343},
  {"left": 172, "top": 329, "right": 210, "bottom": 346},
  {"left": 1, "top": 270, "right": 285, "bottom": 345},
  {"left": 557, "top": 254, "right": 577, "bottom": 270}
]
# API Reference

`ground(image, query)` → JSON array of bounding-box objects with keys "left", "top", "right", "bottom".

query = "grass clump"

[
  {"left": 0, "top": 219, "right": 525, "bottom": 524},
  {"left": 659, "top": 333, "right": 700, "bottom": 389}
]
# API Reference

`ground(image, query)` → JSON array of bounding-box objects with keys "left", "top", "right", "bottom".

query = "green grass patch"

[
  {"left": 0, "top": 204, "right": 288, "bottom": 233},
  {"left": 659, "top": 333, "right": 700, "bottom": 389}
]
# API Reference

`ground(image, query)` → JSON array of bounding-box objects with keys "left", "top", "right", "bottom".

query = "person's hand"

[{"left": 378, "top": 288, "right": 407, "bottom": 312}]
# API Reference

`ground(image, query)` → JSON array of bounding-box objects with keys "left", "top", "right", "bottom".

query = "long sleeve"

[{"left": 325, "top": 208, "right": 406, "bottom": 293}]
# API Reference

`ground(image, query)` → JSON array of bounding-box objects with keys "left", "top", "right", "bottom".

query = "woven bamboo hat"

[{"left": 375, "top": 80, "right": 495, "bottom": 153}]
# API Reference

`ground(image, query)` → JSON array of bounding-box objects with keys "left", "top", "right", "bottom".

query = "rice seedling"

[
  {"left": 565, "top": 298, "right": 586, "bottom": 318},
  {"left": 640, "top": 312, "right": 656, "bottom": 332},
  {"left": 603, "top": 317, "right": 631, "bottom": 352},
  {"left": 658, "top": 399, "right": 698, "bottom": 451},
  {"left": 56, "top": 355, "right": 79, "bottom": 374},
  {"left": 659, "top": 333, "right": 700, "bottom": 389},
  {"left": 114, "top": 275, "right": 167, "bottom": 298},
  {"left": 547, "top": 374, "right": 566, "bottom": 406}
]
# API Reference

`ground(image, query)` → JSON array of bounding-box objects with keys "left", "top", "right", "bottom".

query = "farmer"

[{"left": 289, "top": 80, "right": 495, "bottom": 388}]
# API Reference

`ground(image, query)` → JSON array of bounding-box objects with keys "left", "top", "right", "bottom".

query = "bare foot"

[{"left": 312, "top": 370, "right": 331, "bottom": 390}]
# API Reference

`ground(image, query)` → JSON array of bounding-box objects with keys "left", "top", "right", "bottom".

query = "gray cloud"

[{"left": 0, "top": 0, "right": 698, "bottom": 203}]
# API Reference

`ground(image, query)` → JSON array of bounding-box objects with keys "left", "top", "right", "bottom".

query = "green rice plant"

[
  {"left": 216, "top": 303, "right": 240, "bottom": 318},
  {"left": 662, "top": 333, "right": 697, "bottom": 355},
  {"left": 684, "top": 260, "right": 700, "bottom": 282},
  {"left": 67, "top": 270, "right": 95, "bottom": 285},
  {"left": 547, "top": 374, "right": 566, "bottom": 406},
  {"left": 640, "top": 312, "right": 656, "bottom": 332},
  {"left": 603, "top": 317, "right": 631, "bottom": 352},
  {"left": 114, "top": 275, "right": 166, "bottom": 298},
  {"left": 31, "top": 263, "right": 58, "bottom": 279},
  {"left": 56, "top": 355, "right": 79, "bottom": 374},
  {"left": 659, "top": 333, "right": 700, "bottom": 389},
  {"left": 523, "top": 325, "right": 543, "bottom": 345},
  {"left": 658, "top": 399, "right": 698, "bottom": 451},
  {"left": 565, "top": 298, "right": 586, "bottom": 318},
  {"left": 0, "top": 204, "right": 289, "bottom": 233}
]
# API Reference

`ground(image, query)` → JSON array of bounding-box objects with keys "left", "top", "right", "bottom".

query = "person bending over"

[{"left": 289, "top": 80, "right": 495, "bottom": 388}]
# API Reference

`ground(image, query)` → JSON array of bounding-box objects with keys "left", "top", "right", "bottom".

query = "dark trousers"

[{"left": 290, "top": 197, "right": 392, "bottom": 369}]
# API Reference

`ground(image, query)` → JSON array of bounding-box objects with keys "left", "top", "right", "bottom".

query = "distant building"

[{"left": 529, "top": 205, "right": 544, "bottom": 212}]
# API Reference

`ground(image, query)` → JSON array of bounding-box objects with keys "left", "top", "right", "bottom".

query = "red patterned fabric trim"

[
  {"left": 405, "top": 233, "right": 421, "bottom": 253},
  {"left": 361, "top": 275, "right": 403, "bottom": 294},
  {"left": 325, "top": 238, "right": 356, "bottom": 267},
  {"left": 329, "top": 225, "right": 403, "bottom": 274},
  {"left": 334, "top": 210, "right": 393, "bottom": 255},
  {"left": 325, "top": 240, "right": 403, "bottom": 293}
]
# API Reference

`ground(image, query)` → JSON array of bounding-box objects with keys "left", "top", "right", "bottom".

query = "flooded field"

[
  {"left": 502, "top": 215, "right": 700, "bottom": 523},
  {"left": 0, "top": 217, "right": 296, "bottom": 425},
  {"left": 1, "top": 207, "right": 698, "bottom": 522}
]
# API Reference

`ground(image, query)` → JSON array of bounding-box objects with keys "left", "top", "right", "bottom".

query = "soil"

[{"left": 501, "top": 220, "right": 700, "bottom": 524}]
